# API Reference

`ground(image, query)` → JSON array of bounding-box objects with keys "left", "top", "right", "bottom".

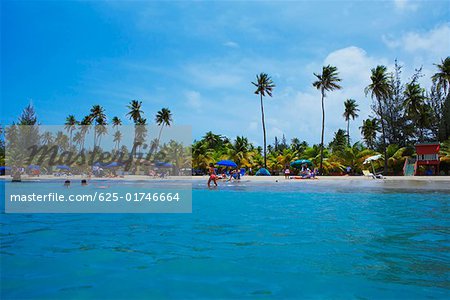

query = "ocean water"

[{"left": 1, "top": 179, "right": 450, "bottom": 299}]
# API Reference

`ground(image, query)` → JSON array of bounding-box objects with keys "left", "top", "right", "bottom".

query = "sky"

[{"left": 1, "top": 0, "right": 449, "bottom": 146}]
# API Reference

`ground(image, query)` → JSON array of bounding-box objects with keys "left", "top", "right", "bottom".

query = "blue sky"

[{"left": 1, "top": 0, "right": 449, "bottom": 146}]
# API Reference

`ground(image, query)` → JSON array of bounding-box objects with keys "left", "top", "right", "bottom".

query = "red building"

[{"left": 414, "top": 143, "right": 441, "bottom": 175}]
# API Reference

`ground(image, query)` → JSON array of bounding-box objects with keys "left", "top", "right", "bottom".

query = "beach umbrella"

[
  {"left": 290, "top": 159, "right": 313, "bottom": 168},
  {"left": 105, "top": 162, "right": 122, "bottom": 168},
  {"left": 216, "top": 160, "right": 237, "bottom": 168},
  {"left": 363, "top": 154, "right": 382, "bottom": 174},
  {"left": 56, "top": 165, "right": 71, "bottom": 170},
  {"left": 155, "top": 161, "right": 173, "bottom": 168},
  {"left": 0, "top": 166, "right": 11, "bottom": 171},
  {"left": 255, "top": 168, "right": 271, "bottom": 176}
]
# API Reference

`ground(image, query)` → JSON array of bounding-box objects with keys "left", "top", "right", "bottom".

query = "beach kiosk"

[{"left": 414, "top": 143, "right": 440, "bottom": 175}]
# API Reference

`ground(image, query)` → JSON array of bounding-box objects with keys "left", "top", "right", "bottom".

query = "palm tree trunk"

[
  {"left": 377, "top": 99, "right": 388, "bottom": 175},
  {"left": 319, "top": 90, "right": 325, "bottom": 175},
  {"left": 347, "top": 119, "right": 350, "bottom": 147},
  {"left": 260, "top": 94, "right": 267, "bottom": 169},
  {"left": 156, "top": 125, "right": 164, "bottom": 152}
]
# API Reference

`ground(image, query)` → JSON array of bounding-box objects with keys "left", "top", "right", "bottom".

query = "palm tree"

[
  {"left": 79, "top": 115, "right": 92, "bottom": 150},
  {"left": 431, "top": 56, "right": 450, "bottom": 96},
  {"left": 404, "top": 83, "right": 427, "bottom": 117},
  {"left": 252, "top": 73, "right": 275, "bottom": 169},
  {"left": 113, "top": 131, "right": 122, "bottom": 151},
  {"left": 127, "top": 100, "right": 144, "bottom": 158},
  {"left": 111, "top": 116, "right": 122, "bottom": 152},
  {"left": 90, "top": 105, "right": 106, "bottom": 149},
  {"left": 64, "top": 115, "right": 78, "bottom": 148},
  {"left": 73, "top": 131, "right": 83, "bottom": 151},
  {"left": 343, "top": 99, "right": 359, "bottom": 146},
  {"left": 365, "top": 65, "right": 391, "bottom": 174},
  {"left": 404, "top": 82, "right": 428, "bottom": 141},
  {"left": 313, "top": 65, "right": 342, "bottom": 174},
  {"left": 41, "top": 131, "right": 53, "bottom": 145},
  {"left": 203, "top": 131, "right": 222, "bottom": 149},
  {"left": 112, "top": 116, "right": 122, "bottom": 128},
  {"left": 360, "top": 118, "right": 380, "bottom": 150},
  {"left": 127, "top": 100, "right": 143, "bottom": 123},
  {"left": 155, "top": 108, "right": 173, "bottom": 150}
]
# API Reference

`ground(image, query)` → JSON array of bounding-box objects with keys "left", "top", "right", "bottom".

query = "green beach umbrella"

[{"left": 290, "top": 159, "right": 313, "bottom": 169}]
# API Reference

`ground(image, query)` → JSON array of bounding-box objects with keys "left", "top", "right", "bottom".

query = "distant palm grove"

[{"left": 1, "top": 57, "right": 449, "bottom": 175}]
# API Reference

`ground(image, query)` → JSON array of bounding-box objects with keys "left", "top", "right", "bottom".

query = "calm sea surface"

[{"left": 1, "top": 179, "right": 449, "bottom": 299}]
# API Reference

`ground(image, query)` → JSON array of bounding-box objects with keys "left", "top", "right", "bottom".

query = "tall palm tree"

[
  {"left": 252, "top": 73, "right": 275, "bottom": 169},
  {"left": 313, "top": 65, "right": 342, "bottom": 174},
  {"left": 73, "top": 131, "right": 83, "bottom": 151},
  {"left": 155, "top": 108, "right": 173, "bottom": 150},
  {"left": 127, "top": 100, "right": 144, "bottom": 158},
  {"left": 64, "top": 115, "right": 78, "bottom": 148},
  {"left": 79, "top": 115, "right": 92, "bottom": 151},
  {"left": 113, "top": 131, "right": 122, "bottom": 151},
  {"left": 404, "top": 82, "right": 427, "bottom": 121},
  {"left": 111, "top": 116, "right": 122, "bottom": 152},
  {"left": 431, "top": 56, "right": 450, "bottom": 96},
  {"left": 90, "top": 105, "right": 106, "bottom": 149},
  {"left": 360, "top": 118, "right": 380, "bottom": 150},
  {"left": 365, "top": 65, "right": 391, "bottom": 174},
  {"left": 343, "top": 99, "right": 359, "bottom": 146},
  {"left": 127, "top": 100, "right": 143, "bottom": 123}
]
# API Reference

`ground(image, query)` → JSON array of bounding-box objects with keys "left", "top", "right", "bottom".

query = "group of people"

[
  {"left": 207, "top": 163, "right": 242, "bottom": 187},
  {"left": 285, "top": 165, "right": 318, "bottom": 180}
]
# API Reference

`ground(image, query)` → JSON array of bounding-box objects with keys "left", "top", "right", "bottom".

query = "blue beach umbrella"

[
  {"left": 56, "top": 165, "right": 71, "bottom": 170},
  {"left": 155, "top": 162, "right": 173, "bottom": 168},
  {"left": 0, "top": 166, "right": 11, "bottom": 171},
  {"left": 216, "top": 160, "right": 238, "bottom": 168},
  {"left": 105, "top": 162, "right": 122, "bottom": 168},
  {"left": 255, "top": 168, "right": 271, "bottom": 176}
]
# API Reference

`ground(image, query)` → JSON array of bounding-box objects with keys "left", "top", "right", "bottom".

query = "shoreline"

[{"left": 2, "top": 174, "right": 450, "bottom": 182}]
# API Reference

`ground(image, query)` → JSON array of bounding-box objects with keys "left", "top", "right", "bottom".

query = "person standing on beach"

[{"left": 207, "top": 163, "right": 218, "bottom": 187}]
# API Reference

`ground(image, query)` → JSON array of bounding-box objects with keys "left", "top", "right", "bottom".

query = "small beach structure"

[
  {"left": 255, "top": 168, "right": 271, "bottom": 176},
  {"left": 404, "top": 143, "right": 441, "bottom": 176}
]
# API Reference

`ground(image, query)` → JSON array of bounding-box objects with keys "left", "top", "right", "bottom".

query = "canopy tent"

[{"left": 255, "top": 168, "right": 271, "bottom": 176}]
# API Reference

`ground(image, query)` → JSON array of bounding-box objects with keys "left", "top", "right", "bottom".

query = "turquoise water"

[{"left": 1, "top": 180, "right": 450, "bottom": 299}]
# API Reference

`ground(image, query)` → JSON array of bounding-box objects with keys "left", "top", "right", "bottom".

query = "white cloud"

[
  {"left": 393, "top": 0, "right": 419, "bottom": 11},
  {"left": 382, "top": 23, "right": 450, "bottom": 57},
  {"left": 223, "top": 41, "right": 239, "bottom": 48}
]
